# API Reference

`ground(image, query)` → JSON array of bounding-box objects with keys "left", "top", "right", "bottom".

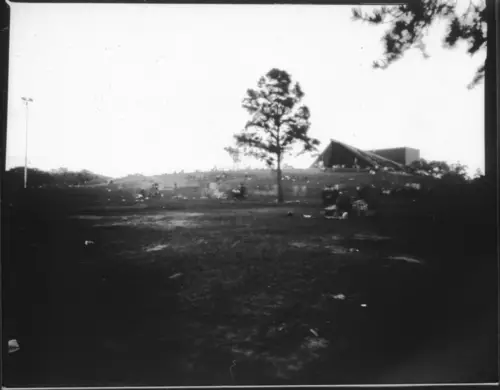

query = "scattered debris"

[
  {"left": 405, "top": 182, "right": 422, "bottom": 190},
  {"left": 289, "top": 241, "right": 309, "bottom": 248},
  {"left": 8, "top": 339, "right": 20, "bottom": 354},
  {"left": 169, "top": 272, "right": 183, "bottom": 280},
  {"left": 84, "top": 240, "right": 95, "bottom": 246},
  {"left": 388, "top": 255, "right": 423, "bottom": 265},
  {"left": 353, "top": 233, "right": 390, "bottom": 241},
  {"left": 229, "top": 359, "right": 237, "bottom": 382},
  {"left": 278, "top": 323, "right": 287, "bottom": 332},
  {"left": 332, "top": 293, "right": 346, "bottom": 300},
  {"left": 309, "top": 328, "right": 319, "bottom": 337},
  {"left": 327, "top": 245, "right": 358, "bottom": 254},
  {"left": 352, "top": 199, "right": 368, "bottom": 214},
  {"left": 231, "top": 240, "right": 241, "bottom": 248},
  {"left": 325, "top": 214, "right": 348, "bottom": 221},
  {"left": 145, "top": 244, "right": 168, "bottom": 252},
  {"left": 360, "top": 304, "right": 368, "bottom": 308},
  {"left": 302, "top": 214, "right": 312, "bottom": 218},
  {"left": 302, "top": 336, "right": 329, "bottom": 350}
]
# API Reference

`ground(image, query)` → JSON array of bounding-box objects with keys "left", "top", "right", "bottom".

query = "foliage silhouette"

[
  {"left": 408, "top": 158, "right": 470, "bottom": 182},
  {"left": 352, "top": 0, "right": 487, "bottom": 89}
]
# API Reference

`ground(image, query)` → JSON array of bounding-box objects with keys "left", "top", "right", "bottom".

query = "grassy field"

[{"left": 2, "top": 184, "right": 497, "bottom": 386}]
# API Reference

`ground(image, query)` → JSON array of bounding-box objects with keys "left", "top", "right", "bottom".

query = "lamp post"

[{"left": 21, "top": 97, "right": 33, "bottom": 189}]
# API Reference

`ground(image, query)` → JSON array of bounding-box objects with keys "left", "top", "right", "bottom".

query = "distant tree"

[
  {"left": 473, "top": 167, "right": 484, "bottom": 179},
  {"left": 409, "top": 158, "right": 448, "bottom": 177},
  {"left": 228, "top": 68, "right": 320, "bottom": 203},
  {"left": 5, "top": 167, "right": 56, "bottom": 188},
  {"left": 409, "top": 158, "right": 469, "bottom": 182},
  {"left": 443, "top": 162, "right": 470, "bottom": 183},
  {"left": 352, "top": 0, "right": 487, "bottom": 89},
  {"left": 449, "top": 162, "right": 469, "bottom": 176},
  {"left": 75, "top": 169, "right": 95, "bottom": 185},
  {"left": 53, "top": 167, "right": 68, "bottom": 174},
  {"left": 224, "top": 146, "right": 242, "bottom": 170}
]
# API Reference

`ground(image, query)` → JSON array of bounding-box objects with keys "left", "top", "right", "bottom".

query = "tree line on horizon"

[{"left": 3, "top": 167, "right": 110, "bottom": 188}]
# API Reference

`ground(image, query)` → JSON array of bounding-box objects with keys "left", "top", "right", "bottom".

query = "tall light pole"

[{"left": 21, "top": 97, "right": 33, "bottom": 189}]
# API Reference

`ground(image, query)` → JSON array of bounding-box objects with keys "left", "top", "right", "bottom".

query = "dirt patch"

[
  {"left": 352, "top": 233, "right": 391, "bottom": 241},
  {"left": 89, "top": 212, "right": 207, "bottom": 230}
]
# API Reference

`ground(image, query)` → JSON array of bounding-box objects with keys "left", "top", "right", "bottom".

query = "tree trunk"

[{"left": 276, "top": 157, "right": 284, "bottom": 203}]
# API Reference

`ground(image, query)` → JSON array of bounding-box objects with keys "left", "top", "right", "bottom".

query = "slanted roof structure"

[{"left": 310, "top": 139, "right": 406, "bottom": 171}]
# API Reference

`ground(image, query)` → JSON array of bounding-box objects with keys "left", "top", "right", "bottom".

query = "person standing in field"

[{"left": 336, "top": 190, "right": 352, "bottom": 217}]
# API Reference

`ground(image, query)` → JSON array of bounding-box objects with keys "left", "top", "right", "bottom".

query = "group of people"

[
  {"left": 231, "top": 183, "right": 248, "bottom": 200},
  {"left": 322, "top": 183, "right": 380, "bottom": 218},
  {"left": 322, "top": 184, "right": 353, "bottom": 217}
]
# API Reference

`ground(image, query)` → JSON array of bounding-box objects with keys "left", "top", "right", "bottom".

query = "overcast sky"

[{"left": 6, "top": 2, "right": 485, "bottom": 177}]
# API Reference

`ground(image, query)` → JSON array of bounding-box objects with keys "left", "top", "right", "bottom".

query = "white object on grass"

[{"left": 8, "top": 339, "right": 20, "bottom": 354}]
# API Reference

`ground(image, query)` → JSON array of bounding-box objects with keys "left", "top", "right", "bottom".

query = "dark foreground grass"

[{"left": 1, "top": 187, "right": 497, "bottom": 386}]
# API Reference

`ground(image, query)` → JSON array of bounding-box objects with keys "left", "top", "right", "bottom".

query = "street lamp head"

[{"left": 21, "top": 97, "right": 33, "bottom": 103}]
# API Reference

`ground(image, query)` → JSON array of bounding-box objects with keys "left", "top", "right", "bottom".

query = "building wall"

[
  {"left": 324, "top": 142, "right": 372, "bottom": 168},
  {"left": 404, "top": 148, "right": 420, "bottom": 165},
  {"left": 371, "top": 147, "right": 420, "bottom": 165},
  {"left": 371, "top": 148, "right": 406, "bottom": 164}
]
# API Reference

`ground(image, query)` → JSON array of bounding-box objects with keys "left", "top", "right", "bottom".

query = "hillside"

[{"left": 111, "top": 168, "right": 436, "bottom": 199}]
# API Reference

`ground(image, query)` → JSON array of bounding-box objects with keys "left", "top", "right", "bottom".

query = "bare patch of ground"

[{"left": 5, "top": 197, "right": 497, "bottom": 386}]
